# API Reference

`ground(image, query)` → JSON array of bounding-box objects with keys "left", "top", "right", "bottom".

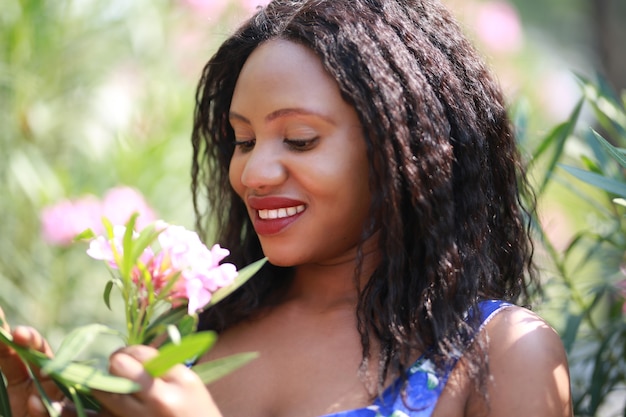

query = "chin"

[{"left": 260, "top": 247, "right": 305, "bottom": 268}]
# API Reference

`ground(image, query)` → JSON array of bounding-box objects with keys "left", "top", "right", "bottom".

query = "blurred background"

[{"left": 0, "top": 0, "right": 625, "bottom": 415}]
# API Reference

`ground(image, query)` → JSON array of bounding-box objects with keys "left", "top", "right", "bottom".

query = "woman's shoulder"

[{"left": 466, "top": 303, "right": 573, "bottom": 417}]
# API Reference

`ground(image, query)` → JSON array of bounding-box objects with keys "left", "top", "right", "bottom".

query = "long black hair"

[{"left": 191, "top": 0, "right": 536, "bottom": 394}]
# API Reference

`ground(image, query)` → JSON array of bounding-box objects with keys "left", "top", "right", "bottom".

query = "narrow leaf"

[
  {"left": 208, "top": 258, "right": 267, "bottom": 307},
  {"left": 142, "top": 305, "right": 188, "bottom": 345},
  {"left": 590, "top": 129, "right": 626, "bottom": 169},
  {"left": 103, "top": 280, "right": 114, "bottom": 310},
  {"left": 73, "top": 228, "right": 96, "bottom": 242},
  {"left": 192, "top": 352, "right": 259, "bottom": 385},
  {"left": 532, "top": 99, "right": 584, "bottom": 196},
  {"left": 43, "top": 324, "right": 119, "bottom": 375},
  {"left": 0, "top": 370, "right": 12, "bottom": 417},
  {"left": 121, "top": 213, "right": 139, "bottom": 278},
  {"left": 561, "top": 165, "right": 626, "bottom": 198},
  {"left": 0, "top": 326, "right": 50, "bottom": 368},
  {"left": 68, "top": 387, "right": 86, "bottom": 417},
  {"left": 28, "top": 366, "right": 61, "bottom": 417},
  {"left": 51, "top": 362, "right": 140, "bottom": 394},
  {"left": 176, "top": 315, "right": 197, "bottom": 338},
  {"left": 143, "top": 332, "right": 217, "bottom": 378},
  {"left": 53, "top": 384, "right": 100, "bottom": 411},
  {"left": 128, "top": 224, "right": 162, "bottom": 274},
  {"left": 561, "top": 313, "right": 583, "bottom": 354}
]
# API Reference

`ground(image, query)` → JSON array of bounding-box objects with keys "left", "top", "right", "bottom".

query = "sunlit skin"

[
  {"left": 0, "top": 39, "right": 572, "bottom": 417},
  {"left": 228, "top": 40, "right": 374, "bottom": 272}
]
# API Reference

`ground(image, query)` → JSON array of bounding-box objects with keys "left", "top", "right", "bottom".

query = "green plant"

[{"left": 528, "top": 75, "right": 626, "bottom": 416}]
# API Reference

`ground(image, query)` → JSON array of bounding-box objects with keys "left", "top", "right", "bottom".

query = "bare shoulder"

[{"left": 466, "top": 305, "right": 573, "bottom": 417}]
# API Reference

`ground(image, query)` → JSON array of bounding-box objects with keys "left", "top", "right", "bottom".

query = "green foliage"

[
  {"left": 530, "top": 75, "right": 626, "bottom": 416},
  {"left": 0, "top": 0, "right": 244, "bottom": 342}
]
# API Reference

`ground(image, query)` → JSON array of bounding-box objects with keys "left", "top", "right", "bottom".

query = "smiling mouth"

[{"left": 258, "top": 205, "right": 306, "bottom": 219}]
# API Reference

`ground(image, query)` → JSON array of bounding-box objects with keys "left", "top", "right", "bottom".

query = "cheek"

[{"left": 228, "top": 157, "right": 244, "bottom": 197}]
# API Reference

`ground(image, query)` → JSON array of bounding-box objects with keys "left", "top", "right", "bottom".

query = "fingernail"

[{"left": 27, "top": 394, "right": 45, "bottom": 414}]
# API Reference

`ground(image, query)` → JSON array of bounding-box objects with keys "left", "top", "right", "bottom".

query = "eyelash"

[
  {"left": 234, "top": 137, "right": 319, "bottom": 153},
  {"left": 234, "top": 139, "right": 255, "bottom": 152}
]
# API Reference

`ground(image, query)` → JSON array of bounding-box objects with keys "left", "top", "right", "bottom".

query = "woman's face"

[{"left": 228, "top": 39, "right": 372, "bottom": 267}]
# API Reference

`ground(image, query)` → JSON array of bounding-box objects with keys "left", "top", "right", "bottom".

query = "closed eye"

[
  {"left": 234, "top": 139, "right": 256, "bottom": 153},
  {"left": 284, "top": 137, "right": 319, "bottom": 152}
]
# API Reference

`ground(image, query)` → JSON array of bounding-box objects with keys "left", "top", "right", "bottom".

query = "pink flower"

[
  {"left": 41, "top": 196, "right": 102, "bottom": 245},
  {"left": 157, "top": 225, "right": 238, "bottom": 313},
  {"left": 101, "top": 186, "right": 156, "bottom": 231},
  {"left": 474, "top": 1, "right": 523, "bottom": 53},
  {"left": 87, "top": 220, "right": 238, "bottom": 315},
  {"left": 86, "top": 225, "right": 154, "bottom": 270},
  {"left": 40, "top": 186, "right": 157, "bottom": 246}
]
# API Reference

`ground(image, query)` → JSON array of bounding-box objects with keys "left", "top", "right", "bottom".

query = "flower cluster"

[
  {"left": 1, "top": 213, "right": 265, "bottom": 417},
  {"left": 86, "top": 222, "right": 237, "bottom": 315}
]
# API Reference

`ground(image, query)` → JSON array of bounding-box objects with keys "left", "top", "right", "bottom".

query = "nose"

[{"left": 239, "top": 140, "right": 287, "bottom": 190}]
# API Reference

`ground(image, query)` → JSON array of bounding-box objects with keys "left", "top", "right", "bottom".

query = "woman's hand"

[
  {"left": 93, "top": 345, "right": 223, "bottom": 417},
  {"left": 0, "top": 307, "right": 64, "bottom": 417}
]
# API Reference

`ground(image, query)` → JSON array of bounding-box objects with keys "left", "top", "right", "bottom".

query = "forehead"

[{"left": 230, "top": 39, "right": 347, "bottom": 116}]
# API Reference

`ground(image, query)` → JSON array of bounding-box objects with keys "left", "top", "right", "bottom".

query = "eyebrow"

[{"left": 228, "top": 108, "right": 336, "bottom": 125}]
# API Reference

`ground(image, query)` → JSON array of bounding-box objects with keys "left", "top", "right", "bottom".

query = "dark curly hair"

[{"left": 191, "top": 0, "right": 536, "bottom": 395}]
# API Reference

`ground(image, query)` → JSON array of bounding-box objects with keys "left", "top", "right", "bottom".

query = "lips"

[{"left": 247, "top": 196, "right": 307, "bottom": 235}]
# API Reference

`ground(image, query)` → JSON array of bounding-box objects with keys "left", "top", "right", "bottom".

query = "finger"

[
  {"left": 3, "top": 326, "right": 56, "bottom": 389},
  {"left": 114, "top": 345, "right": 159, "bottom": 363},
  {"left": 27, "top": 394, "right": 62, "bottom": 417},
  {"left": 91, "top": 350, "right": 153, "bottom": 415},
  {"left": 0, "top": 333, "right": 29, "bottom": 386},
  {"left": 12, "top": 326, "right": 54, "bottom": 356}
]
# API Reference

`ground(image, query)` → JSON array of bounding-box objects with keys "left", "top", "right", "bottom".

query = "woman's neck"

[{"left": 285, "top": 239, "right": 380, "bottom": 312}]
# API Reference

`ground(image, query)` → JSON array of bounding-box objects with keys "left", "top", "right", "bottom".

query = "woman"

[{"left": 1, "top": 0, "right": 571, "bottom": 416}]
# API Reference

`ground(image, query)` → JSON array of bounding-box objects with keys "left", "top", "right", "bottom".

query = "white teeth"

[{"left": 258, "top": 205, "right": 305, "bottom": 219}]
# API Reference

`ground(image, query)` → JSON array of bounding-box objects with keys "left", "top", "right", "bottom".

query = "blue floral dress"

[{"left": 320, "top": 300, "right": 512, "bottom": 417}]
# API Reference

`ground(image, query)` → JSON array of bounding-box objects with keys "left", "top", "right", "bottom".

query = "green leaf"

[
  {"left": 0, "top": 370, "right": 12, "bottom": 417},
  {"left": 51, "top": 362, "right": 140, "bottom": 394},
  {"left": 0, "top": 326, "right": 50, "bottom": 368},
  {"left": 192, "top": 352, "right": 259, "bottom": 385},
  {"left": 53, "top": 384, "right": 100, "bottom": 412},
  {"left": 43, "top": 324, "right": 119, "bottom": 375},
  {"left": 142, "top": 305, "right": 188, "bottom": 345},
  {"left": 121, "top": 213, "right": 139, "bottom": 279},
  {"left": 531, "top": 99, "right": 584, "bottom": 196},
  {"left": 561, "top": 313, "right": 583, "bottom": 354},
  {"left": 561, "top": 165, "right": 626, "bottom": 198},
  {"left": 68, "top": 387, "right": 86, "bottom": 417},
  {"left": 177, "top": 315, "right": 198, "bottom": 338},
  {"left": 143, "top": 332, "right": 217, "bottom": 378},
  {"left": 590, "top": 129, "right": 626, "bottom": 169},
  {"left": 579, "top": 155, "right": 603, "bottom": 174},
  {"left": 103, "top": 280, "right": 114, "bottom": 310},
  {"left": 29, "top": 366, "right": 61, "bottom": 417},
  {"left": 73, "top": 228, "right": 96, "bottom": 241},
  {"left": 128, "top": 224, "right": 162, "bottom": 275},
  {"left": 576, "top": 73, "right": 626, "bottom": 135},
  {"left": 207, "top": 257, "right": 267, "bottom": 307}
]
